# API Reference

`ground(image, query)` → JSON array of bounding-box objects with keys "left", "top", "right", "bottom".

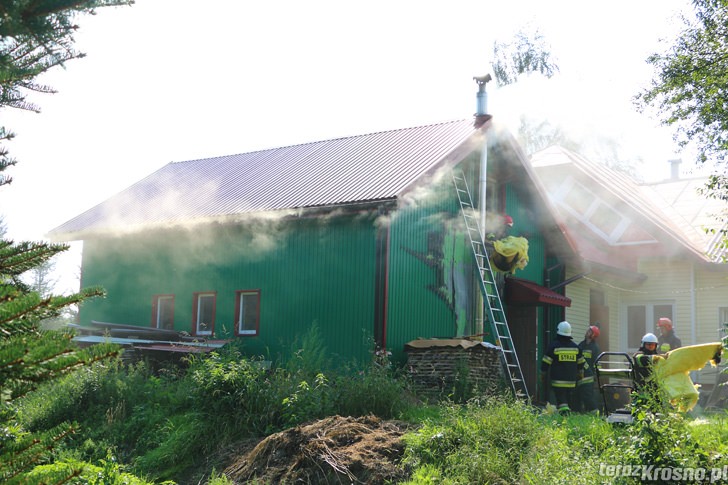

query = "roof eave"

[{"left": 46, "top": 199, "right": 399, "bottom": 241}]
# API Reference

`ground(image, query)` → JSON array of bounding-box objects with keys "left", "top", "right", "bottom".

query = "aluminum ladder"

[{"left": 451, "top": 169, "right": 528, "bottom": 400}]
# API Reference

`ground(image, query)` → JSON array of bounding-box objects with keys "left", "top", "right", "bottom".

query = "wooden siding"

[
  {"left": 633, "top": 259, "right": 694, "bottom": 346},
  {"left": 564, "top": 276, "right": 590, "bottom": 338},
  {"left": 694, "top": 268, "right": 728, "bottom": 384},
  {"left": 564, "top": 271, "right": 621, "bottom": 353},
  {"left": 695, "top": 269, "right": 728, "bottom": 343},
  {"left": 563, "top": 261, "right": 727, "bottom": 386},
  {"left": 80, "top": 215, "right": 379, "bottom": 364}
]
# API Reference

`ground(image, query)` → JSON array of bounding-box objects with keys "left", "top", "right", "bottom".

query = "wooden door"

[
  {"left": 590, "top": 289, "right": 610, "bottom": 354},
  {"left": 506, "top": 306, "right": 538, "bottom": 398}
]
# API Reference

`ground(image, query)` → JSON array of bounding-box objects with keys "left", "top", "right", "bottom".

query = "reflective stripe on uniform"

[
  {"left": 554, "top": 348, "right": 579, "bottom": 362},
  {"left": 551, "top": 379, "right": 577, "bottom": 388},
  {"left": 542, "top": 355, "right": 553, "bottom": 365},
  {"left": 577, "top": 376, "right": 594, "bottom": 385}
]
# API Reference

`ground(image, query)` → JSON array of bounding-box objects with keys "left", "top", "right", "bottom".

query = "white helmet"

[
  {"left": 556, "top": 321, "right": 572, "bottom": 337},
  {"left": 641, "top": 333, "right": 658, "bottom": 345}
]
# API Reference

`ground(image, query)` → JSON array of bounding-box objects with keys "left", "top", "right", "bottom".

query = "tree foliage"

[
  {"left": 0, "top": 0, "right": 133, "bottom": 186},
  {"left": 638, "top": 0, "right": 728, "bottom": 169},
  {"left": 0, "top": 0, "right": 131, "bottom": 482},
  {"left": 489, "top": 27, "right": 563, "bottom": 157},
  {"left": 491, "top": 26, "right": 559, "bottom": 87},
  {"left": 637, "top": 0, "right": 728, "bottom": 239}
]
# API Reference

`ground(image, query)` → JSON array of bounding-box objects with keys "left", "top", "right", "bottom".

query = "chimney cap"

[{"left": 474, "top": 74, "right": 492, "bottom": 86}]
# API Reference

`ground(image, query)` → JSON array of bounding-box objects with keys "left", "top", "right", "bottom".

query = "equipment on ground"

[{"left": 594, "top": 352, "right": 635, "bottom": 424}]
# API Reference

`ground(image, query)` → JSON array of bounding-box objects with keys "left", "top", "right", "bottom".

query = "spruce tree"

[{"left": 0, "top": 1, "right": 131, "bottom": 481}]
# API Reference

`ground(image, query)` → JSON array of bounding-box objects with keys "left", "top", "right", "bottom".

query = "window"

[
  {"left": 235, "top": 290, "right": 260, "bottom": 336},
  {"left": 625, "top": 303, "right": 673, "bottom": 349},
  {"left": 720, "top": 307, "right": 728, "bottom": 338},
  {"left": 152, "top": 294, "right": 175, "bottom": 330},
  {"left": 193, "top": 292, "right": 216, "bottom": 336}
]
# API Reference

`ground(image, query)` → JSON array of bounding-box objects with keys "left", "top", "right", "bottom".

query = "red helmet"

[
  {"left": 657, "top": 318, "right": 673, "bottom": 331},
  {"left": 589, "top": 325, "right": 600, "bottom": 339},
  {"left": 503, "top": 215, "right": 514, "bottom": 226}
]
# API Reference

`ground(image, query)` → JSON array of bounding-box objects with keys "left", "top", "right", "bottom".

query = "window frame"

[
  {"left": 622, "top": 301, "right": 674, "bottom": 351},
  {"left": 151, "top": 294, "right": 175, "bottom": 330},
  {"left": 234, "top": 289, "right": 260, "bottom": 336},
  {"left": 719, "top": 307, "right": 728, "bottom": 339},
  {"left": 192, "top": 292, "right": 217, "bottom": 336}
]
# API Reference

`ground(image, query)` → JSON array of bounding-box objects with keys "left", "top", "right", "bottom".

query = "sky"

[{"left": 0, "top": 0, "right": 696, "bottom": 291}]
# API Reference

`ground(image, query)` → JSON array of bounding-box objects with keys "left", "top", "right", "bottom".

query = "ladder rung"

[{"left": 453, "top": 168, "right": 526, "bottom": 401}]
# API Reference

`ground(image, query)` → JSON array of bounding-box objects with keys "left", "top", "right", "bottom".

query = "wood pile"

[{"left": 405, "top": 339, "right": 504, "bottom": 400}]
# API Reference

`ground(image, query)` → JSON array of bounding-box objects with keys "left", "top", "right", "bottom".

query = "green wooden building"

[{"left": 50, "top": 114, "right": 574, "bottom": 398}]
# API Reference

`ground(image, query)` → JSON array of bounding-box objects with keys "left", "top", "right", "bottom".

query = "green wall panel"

[
  {"left": 80, "top": 215, "right": 379, "bottom": 365},
  {"left": 385, "top": 178, "right": 473, "bottom": 361}
]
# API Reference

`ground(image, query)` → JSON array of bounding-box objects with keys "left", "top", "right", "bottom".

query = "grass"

[
  {"left": 12, "top": 333, "right": 728, "bottom": 484},
  {"left": 402, "top": 399, "right": 728, "bottom": 484}
]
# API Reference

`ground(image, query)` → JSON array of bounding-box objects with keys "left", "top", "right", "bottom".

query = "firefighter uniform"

[
  {"left": 575, "top": 335, "right": 600, "bottom": 412},
  {"left": 656, "top": 317, "right": 682, "bottom": 353},
  {"left": 541, "top": 321, "right": 586, "bottom": 414},
  {"left": 658, "top": 331, "right": 682, "bottom": 354}
]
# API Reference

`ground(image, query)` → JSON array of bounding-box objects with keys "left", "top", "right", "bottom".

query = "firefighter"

[
  {"left": 575, "top": 325, "right": 601, "bottom": 412},
  {"left": 633, "top": 332, "right": 659, "bottom": 388},
  {"left": 656, "top": 317, "right": 682, "bottom": 353},
  {"left": 631, "top": 332, "right": 667, "bottom": 411},
  {"left": 541, "top": 321, "right": 585, "bottom": 414},
  {"left": 486, "top": 214, "right": 528, "bottom": 274},
  {"left": 485, "top": 214, "right": 513, "bottom": 242}
]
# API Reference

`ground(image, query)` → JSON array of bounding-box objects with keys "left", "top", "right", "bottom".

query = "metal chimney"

[
  {"left": 474, "top": 74, "right": 492, "bottom": 115},
  {"left": 669, "top": 158, "right": 682, "bottom": 180},
  {"left": 474, "top": 74, "right": 492, "bottom": 128}
]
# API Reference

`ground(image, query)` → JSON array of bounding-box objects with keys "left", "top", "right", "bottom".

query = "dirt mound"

[{"left": 224, "top": 415, "right": 413, "bottom": 484}]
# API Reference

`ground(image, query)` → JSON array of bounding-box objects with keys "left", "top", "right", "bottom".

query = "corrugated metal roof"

[
  {"left": 49, "top": 119, "right": 484, "bottom": 240},
  {"left": 531, "top": 145, "right": 728, "bottom": 263}
]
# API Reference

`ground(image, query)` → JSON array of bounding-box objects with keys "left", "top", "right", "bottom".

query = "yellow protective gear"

[
  {"left": 652, "top": 342, "right": 723, "bottom": 412},
  {"left": 491, "top": 236, "right": 529, "bottom": 274}
]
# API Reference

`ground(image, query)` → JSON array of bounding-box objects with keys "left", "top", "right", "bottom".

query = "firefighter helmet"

[
  {"left": 657, "top": 317, "right": 673, "bottom": 331},
  {"left": 503, "top": 214, "right": 514, "bottom": 226},
  {"left": 556, "top": 321, "right": 572, "bottom": 337},
  {"left": 589, "top": 325, "right": 600, "bottom": 339},
  {"left": 641, "top": 333, "right": 658, "bottom": 345}
]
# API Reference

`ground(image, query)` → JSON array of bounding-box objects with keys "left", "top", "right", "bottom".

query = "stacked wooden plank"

[{"left": 404, "top": 339, "right": 504, "bottom": 400}]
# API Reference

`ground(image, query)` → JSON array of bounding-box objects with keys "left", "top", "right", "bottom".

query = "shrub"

[
  {"left": 26, "top": 452, "right": 156, "bottom": 485},
  {"left": 333, "top": 360, "right": 411, "bottom": 419},
  {"left": 281, "top": 372, "right": 334, "bottom": 427},
  {"left": 285, "top": 321, "right": 331, "bottom": 378},
  {"left": 16, "top": 361, "right": 113, "bottom": 432}
]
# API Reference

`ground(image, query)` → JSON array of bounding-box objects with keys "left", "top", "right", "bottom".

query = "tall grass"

[
  {"left": 14, "top": 323, "right": 415, "bottom": 481},
  {"left": 403, "top": 395, "right": 546, "bottom": 484},
  {"left": 15, "top": 329, "right": 728, "bottom": 483}
]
